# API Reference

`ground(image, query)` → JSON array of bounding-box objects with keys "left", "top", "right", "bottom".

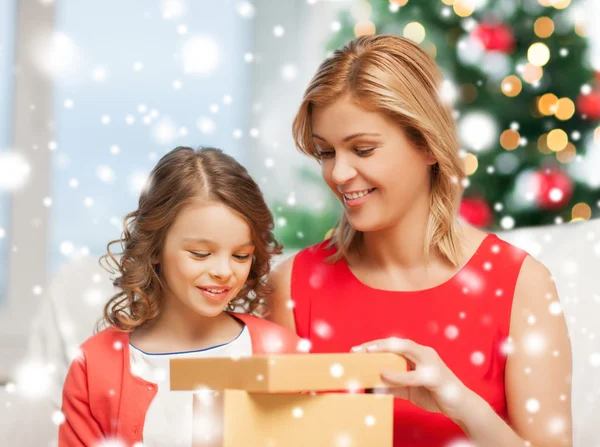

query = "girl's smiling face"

[{"left": 159, "top": 200, "right": 255, "bottom": 318}]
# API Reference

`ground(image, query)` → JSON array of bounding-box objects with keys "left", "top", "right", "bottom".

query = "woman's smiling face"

[{"left": 311, "top": 95, "right": 436, "bottom": 232}]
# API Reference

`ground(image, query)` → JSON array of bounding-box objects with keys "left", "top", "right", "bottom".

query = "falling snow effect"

[
  {"left": 0, "top": 1, "right": 599, "bottom": 446},
  {"left": 329, "top": 363, "right": 344, "bottom": 378},
  {"left": 0, "top": 152, "right": 31, "bottom": 191}
]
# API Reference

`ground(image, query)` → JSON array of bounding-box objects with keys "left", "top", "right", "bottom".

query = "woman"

[{"left": 267, "top": 36, "right": 572, "bottom": 447}]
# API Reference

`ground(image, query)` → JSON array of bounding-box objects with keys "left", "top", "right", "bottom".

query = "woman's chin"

[{"left": 347, "top": 216, "right": 387, "bottom": 233}]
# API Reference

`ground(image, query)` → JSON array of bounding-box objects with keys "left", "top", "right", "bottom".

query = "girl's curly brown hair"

[{"left": 99, "top": 146, "right": 282, "bottom": 332}]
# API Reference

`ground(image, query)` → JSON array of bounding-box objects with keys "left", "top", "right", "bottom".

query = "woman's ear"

[{"left": 423, "top": 150, "right": 437, "bottom": 166}]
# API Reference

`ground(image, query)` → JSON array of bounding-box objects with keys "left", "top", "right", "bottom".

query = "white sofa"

[{"left": 2, "top": 219, "right": 599, "bottom": 446}]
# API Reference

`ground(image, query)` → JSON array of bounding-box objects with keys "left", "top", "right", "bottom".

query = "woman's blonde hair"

[
  {"left": 292, "top": 35, "right": 465, "bottom": 266},
  {"left": 99, "top": 147, "right": 282, "bottom": 332}
]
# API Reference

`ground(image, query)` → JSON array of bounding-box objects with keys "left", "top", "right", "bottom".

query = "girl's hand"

[{"left": 352, "top": 337, "right": 481, "bottom": 423}]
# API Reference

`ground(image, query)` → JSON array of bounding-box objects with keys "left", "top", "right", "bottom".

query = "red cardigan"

[{"left": 59, "top": 313, "right": 302, "bottom": 446}]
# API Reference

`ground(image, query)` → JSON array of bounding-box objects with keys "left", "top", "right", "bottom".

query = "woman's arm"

[
  {"left": 453, "top": 255, "right": 573, "bottom": 446},
  {"left": 265, "top": 255, "right": 297, "bottom": 332},
  {"left": 505, "top": 255, "right": 572, "bottom": 445}
]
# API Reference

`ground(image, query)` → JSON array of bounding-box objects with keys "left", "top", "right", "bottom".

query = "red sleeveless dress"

[{"left": 291, "top": 233, "right": 528, "bottom": 446}]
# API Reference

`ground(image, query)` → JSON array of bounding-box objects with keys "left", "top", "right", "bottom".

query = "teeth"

[
  {"left": 205, "top": 288, "right": 226, "bottom": 294},
  {"left": 344, "top": 189, "right": 372, "bottom": 200}
]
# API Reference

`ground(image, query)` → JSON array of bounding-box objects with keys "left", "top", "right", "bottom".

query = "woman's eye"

[
  {"left": 316, "top": 150, "right": 335, "bottom": 159},
  {"left": 190, "top": 251, "right": 210, "bottom": 259},
  {"left": 354, "top": 148, "right": 375, "bottom": 156},
  {"left": 234, "top": 254, "right": 251, "bottom": 261}
]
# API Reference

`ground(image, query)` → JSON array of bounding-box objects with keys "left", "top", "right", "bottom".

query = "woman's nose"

[{"left": 331, "top": 155, "right": 357, "bottom": 185}]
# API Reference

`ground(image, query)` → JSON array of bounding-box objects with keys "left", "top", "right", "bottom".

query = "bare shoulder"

[
  {"left": 510, "top": 255, "right": 561, "bottom": 331},
  {"left": 269, "top": 254, "right": 296, "bottom": 300},
  {"left": 508, "top": 254, "right": 556, "bottom": 334},
  {"left": 265, "top": 254, "right": 297, "bottom": 331},
  {"left": 509, "top": 253, "right": 560, "bottom": 337},
  {"left": 514, "top": 255, "right": 554, "bottom": 305},
  {"left": 517, "top": 253, "right": 551, "bottom": 277}
]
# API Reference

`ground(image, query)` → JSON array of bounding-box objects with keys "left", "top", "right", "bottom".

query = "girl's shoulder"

[
  {"left": 231, "top": 313, "right": 303, "bottom": 354},
  {"left": 78, "top": 326, "right": 129, "bottom": 360}
]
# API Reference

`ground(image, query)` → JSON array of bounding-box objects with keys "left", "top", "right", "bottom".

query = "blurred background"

[{"left": 1, "top": 0, "right": 600, "bottom": 445}]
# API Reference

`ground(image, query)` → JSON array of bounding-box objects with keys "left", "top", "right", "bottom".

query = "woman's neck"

[
  {"left": 359, "top": 196, "right": 447, "bottom": 270},
  {"left": 347, "top": 220, "right": 487, "bottom": 292}
]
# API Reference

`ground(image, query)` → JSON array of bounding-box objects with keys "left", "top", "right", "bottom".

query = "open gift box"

[{"left": 170, "top": 353, "right": 407, "bottom": 446}]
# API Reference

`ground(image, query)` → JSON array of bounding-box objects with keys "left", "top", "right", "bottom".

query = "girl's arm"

[{"left": 58, "top": 356, "right": 105, "bottom": 446}]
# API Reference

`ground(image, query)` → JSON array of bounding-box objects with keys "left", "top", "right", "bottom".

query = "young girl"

[
  {"left": 59, "top": 147, "right": 301, "bottom": 446},
  {"left": 268, "top": 35, "right": 573, "bottom": 447}
]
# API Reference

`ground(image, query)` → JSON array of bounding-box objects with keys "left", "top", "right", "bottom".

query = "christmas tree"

[{"left": 274, "top": 0, "right": 600, "bottom": 252}]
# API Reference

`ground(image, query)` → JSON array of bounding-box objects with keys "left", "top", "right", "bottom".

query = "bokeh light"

[
  {"left": 465, "top": 153, "right": 479, "bottom": 175},
  {"left": 403, "top": 22, "right": 426, "bottom": 43},
  {"left": 534, "top": 17, "right": 554, "bottom": 38},
  {"left": 501, "top": 75, "right": 522, "bottom": 97},
  {"left": 500, "top": 129, "right": 520, "bottom": 150},
  {"left": 538, "top": 93, "right": 559, "bottom": 115},
  {"left": 547, "top": 129, "right": 569, "bottom": 152},
  {"left": 528, "top": 42, "right": 551, "bottom": 67},
  {"left": 522, "top": 64, "right": 543, "bottom": 84},
  {"left": 454, "top": 0, "right": 475, "bottom": 17},
  {"left": 555, "top": 97, "right": 575, "bottom": 121},
  {"left": 556, "top": 143, "right": 577, "bottom": 164},
  {"left": 572, "top": 202, "right": 592, "bottom": 221},
  {"left": 354, "top": 20, "right": 376, "bottom": 37}
]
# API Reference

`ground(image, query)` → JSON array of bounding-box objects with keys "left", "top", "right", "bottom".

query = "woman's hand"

[{"left": 351, "top": 337, "right": 482, "bottom": 424}]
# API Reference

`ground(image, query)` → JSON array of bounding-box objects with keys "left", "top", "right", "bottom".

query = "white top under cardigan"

[{"left": 129, "top": 325, "right": 252, "bottom": 446}]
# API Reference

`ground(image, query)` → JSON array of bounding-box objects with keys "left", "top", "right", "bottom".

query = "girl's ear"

[{"left": 152, "top": 260, "right": 161, "bottom": 276}]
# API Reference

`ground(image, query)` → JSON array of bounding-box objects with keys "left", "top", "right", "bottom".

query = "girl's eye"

[
  {"left": 355, "top": 148, "right": 375, "bottom": 156},
  {"left": 190, "top": 252, "right": 251, "bottom": 260},
  {"left": 190, "top": 251, "right": 210, "bottom": 259}
]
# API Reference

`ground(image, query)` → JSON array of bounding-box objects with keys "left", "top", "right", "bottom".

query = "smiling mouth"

[
  {"left": 197, "top": 286, "right": 232, "bottom": 301},
  {"left": 199, "top": 287, "right": 229, "bottom": 294},
  {"left": 342, "top": 188, "right": 376, "bottom": 200}
]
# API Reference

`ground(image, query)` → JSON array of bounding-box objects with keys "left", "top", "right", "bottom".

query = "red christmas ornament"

[
  {"left": 459, "top": 197, "right": 493, "bottom": 228},
  {"left": 577, "top": 89, "right": 600, "bottom": 120},
  {"left": 471, "top": 23, "right": 516, "bottom": 54},
  {"left": 534, "top": 169, "right": 574, "bottom": 211}
]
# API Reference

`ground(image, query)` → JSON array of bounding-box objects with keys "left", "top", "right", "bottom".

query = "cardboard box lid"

[
  {"left": 171, "top": 352, "right": 407, "bottom": 393},
  {"left": 191, "top": 390, "right": 394, "bottom": 447}
]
